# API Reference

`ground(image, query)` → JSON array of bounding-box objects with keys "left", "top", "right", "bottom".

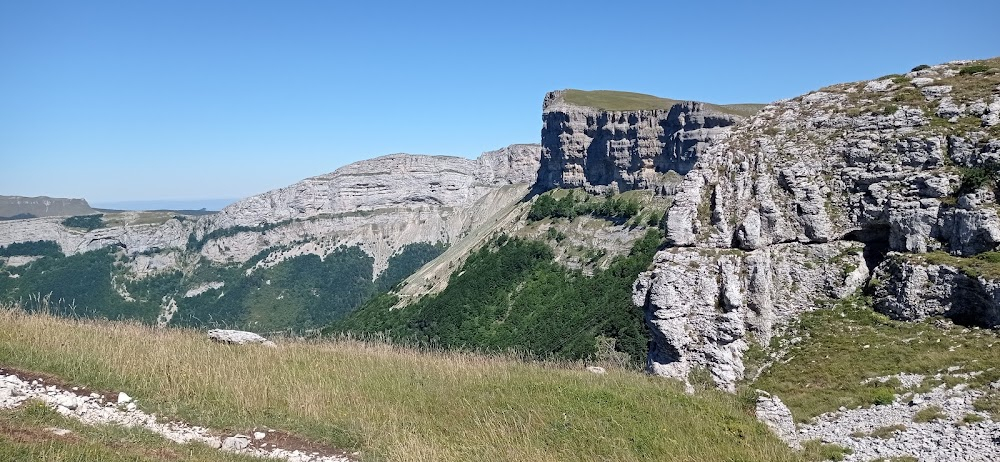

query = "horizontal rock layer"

[
  {"left": 0, "top": 195, "right": 95, "bottom": 219},
  {"left": 536, "top": 90, "right": 742, "bottom": 194},
  {"left": 637, "top": 58, "right": 1000, "bottom": 389}
]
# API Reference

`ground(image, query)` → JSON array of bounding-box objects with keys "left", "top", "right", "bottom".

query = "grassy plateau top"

[{"left": 561, "top": 89, "right": 765, "bottom": 117}]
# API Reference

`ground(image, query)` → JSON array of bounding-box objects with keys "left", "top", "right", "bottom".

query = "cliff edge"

[{"left": 535, "top": 89, "right": 757, "bottom": 194}]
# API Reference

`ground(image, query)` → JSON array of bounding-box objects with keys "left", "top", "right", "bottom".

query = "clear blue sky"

[{"left": 2, "top": 0, "right": 998, "bottom": 205}]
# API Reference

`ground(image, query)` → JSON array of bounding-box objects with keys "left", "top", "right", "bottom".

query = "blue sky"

[{"left": 2, "top": 0, "right": 999, "bottom": 207}]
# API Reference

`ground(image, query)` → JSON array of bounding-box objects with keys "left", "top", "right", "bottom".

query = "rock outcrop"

[
  {"left": 755, "top": 390, "right": 798, "bottom": 446},
  {"left": 204, "top": 144, "right": 540, "bottom": 230},
  {"left": 633, "top": 242, "right": 867, "bottom": 390},
  {"left": 536, "top": 90, "right": 744, "bottom": 194},
  {"left": 0, "top": 144, "right": 541, "bottom": 281},
  {"left": 207, "top": 329, "right": 276, "bottom": 347},
  {"left": 633, "top": 58, "right": 1000, "bottom": 389},
  {"left": 871, "top": 254, "right": 1000, "bottom": 327},
  {"left": 0, "top": 195, "right": 95, "bottom": 219},
  {"left": 0, "top": 216, "right": 191, "bottom": 257},
  {"left": 194, "top": 144, "right": 541, "bottom": 276}
]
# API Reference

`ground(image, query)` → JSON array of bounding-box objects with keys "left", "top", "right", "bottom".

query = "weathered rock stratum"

[
  {"left": 193, "top": 144, "right": 541, "bottom": 276},
  {"left": 633, "top": 57, "right": 1000, "bottom": 389},
  {"left": 0, "top": 195, "right": 95, "bottom": 219},
  {"left": 535, "top": 90, "right": 747, "bottom": 194},
  {"left": 0, "top": 144, "right": 541, "bottom": 281}
]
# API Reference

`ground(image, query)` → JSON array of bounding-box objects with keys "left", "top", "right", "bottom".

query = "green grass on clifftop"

[
  {"left": 562, "top": 90, "right": 681, "bottom": 111},
  {"left": 0, "top": 305, "right": 798, "bottom": 462},
  {"left": 562, "top": 89, "right": 765, "bottom": 117}
]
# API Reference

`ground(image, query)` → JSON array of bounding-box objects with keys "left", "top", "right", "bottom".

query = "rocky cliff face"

[
  {"left": 536, "top": 90, "right": 743, "bottom": 194},
  {"left": 633, "top": 58, "right": 1000, "bottom": 389},
  {"left": 871, "top": 253, "right": 1000, "bottom": 327},
  {"left": 203, "top": 144, "right": 540, "bottom": 231},
  {"left": 194, "top": 144, "right": 541, "bottom": 276},
  {"left": 634, "top": 243, "right": 867, "bottom": 391},
  {"left": 0, "top": 195, "right": 95, "bottom": 219},
  {"left": 0, "top": 144, "right": 540, "bottom": 282},
  {"left": 0, "top": 216, "right": 191, "bottom": 257}
]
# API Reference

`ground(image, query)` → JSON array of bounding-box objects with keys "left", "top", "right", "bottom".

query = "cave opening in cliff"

[{"left": 842, "top": 224, "right": 891, "bottom": 272}]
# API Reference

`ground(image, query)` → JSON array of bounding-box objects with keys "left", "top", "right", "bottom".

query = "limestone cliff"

[
  {"left": 193, "top": 144, "right": 541, "bottom": 276},
  {"left": 0, "top": 215, "right": 191, "bottom": 258},
  {"left": 535, "top": 90, "right": 747, "bottom": 194},
  {"left": 633, "top": 57, "right": 1000, "bottom": 389},
  {"left": 0, "top": 195, "right": 95, "bottom": 219}
]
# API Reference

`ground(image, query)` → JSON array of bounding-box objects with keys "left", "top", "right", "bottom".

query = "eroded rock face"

[
  {"left": 635, "top": 58, "right": 1000, "bottom": 389},
  {"left": 871, "top": 255, "right": 1000, "bottom": 327},
  {"left": 633, "top": 242, "right": 867, "bottom": 390},
  {"left": 0, "top": 195, "right": 95, "bottom": 218},
  {"left": 0, "top": 145, "right": 541, "bottom": 283},
  {"left": 755, "top": 390, "right": 798, "bottom": 446},
  {"left": 194, "top": 145, "right": 541, "bottom": 276},
  {"left": 536, "top": 90, "right": 742, "bottom": 194},
  {"left": 0, "top": 216, "right": 191, "bottom": 257},
  {"left": 206, "top": 144, "right": 540, "bottom": 230}
]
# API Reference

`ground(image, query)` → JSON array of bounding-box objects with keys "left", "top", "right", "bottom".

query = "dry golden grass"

[{"left": 0, "top": 304, "right": 798, "bottom": 462}]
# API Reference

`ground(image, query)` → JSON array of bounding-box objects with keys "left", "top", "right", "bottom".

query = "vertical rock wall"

[
  {"left": 634, "top": 59, "right": 1000, "bottom": 390},
  {"left": 535, "top": 90, "right": 742, "bottom": 194}
]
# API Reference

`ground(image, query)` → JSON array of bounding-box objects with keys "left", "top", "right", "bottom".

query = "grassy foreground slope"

[{"left": 0, "top": 306, "right": 797, "bottom": 462}]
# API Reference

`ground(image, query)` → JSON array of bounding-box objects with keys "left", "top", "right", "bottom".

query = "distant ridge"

[
  {"left": 0, "top": 195, "right": 95, "bottom": 219},
  {"left": 91, "top": 198, "right": 238, "bottom": 212}
]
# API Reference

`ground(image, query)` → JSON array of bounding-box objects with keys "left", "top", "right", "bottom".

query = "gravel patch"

[{"left": 1, "top": 369, "right": 355, "bottom": 462}]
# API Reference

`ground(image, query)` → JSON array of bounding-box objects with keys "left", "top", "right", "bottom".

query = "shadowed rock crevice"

[
  {"left": 871, "top": 255, "right": 1000, "bottom": 328},
  {"left": 842, "top": 225, "right": 891, "bottom": 272}
]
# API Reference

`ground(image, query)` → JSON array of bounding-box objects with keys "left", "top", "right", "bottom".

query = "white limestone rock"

[
  {"left": 193, "top": 145, "right": 541, "bottom": 277},
  {"left": 864, "top": 79, "right": 895, "bottom": 92},
  {"left": 638, "top": 59, "right": 1000, "bottom": 388},
  {"left": 871, "top": 255, "right": 1000, "bottom": 326},
  {"left": 536, "top": 90, "right": 744, "bottom": 194},
  {"left": 633, "top": 242, "right": 867, "bottom": 390},
  {"left": 755, "top": 391, "right": 798, "bottom": 446},
  {"left": 222, "top": 435, "right": 251, "bottom": 451},
  {"left": 208, "top": 329, "right": 277, "bottom": 347}
]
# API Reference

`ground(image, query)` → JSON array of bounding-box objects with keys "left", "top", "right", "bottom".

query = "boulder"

[
  {"left": 208, "top": 329, "right": 277, "bottom": 347},
  {"left": 755, "top": 390, "right": 798, "bottom": 446},
  {"left": 221, "top": 435, "right": 251, "bottom": 451}
]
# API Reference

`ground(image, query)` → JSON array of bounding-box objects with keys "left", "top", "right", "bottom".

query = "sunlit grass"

[
  {"left": 752, "top": 294, "right": 1000, "bottom": 422},
  {"left": 560, "top": 89, "right": 764, "bottom": 116},
  {"left": 0, "top": 303, "right": 797, "bottom": 462}
]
